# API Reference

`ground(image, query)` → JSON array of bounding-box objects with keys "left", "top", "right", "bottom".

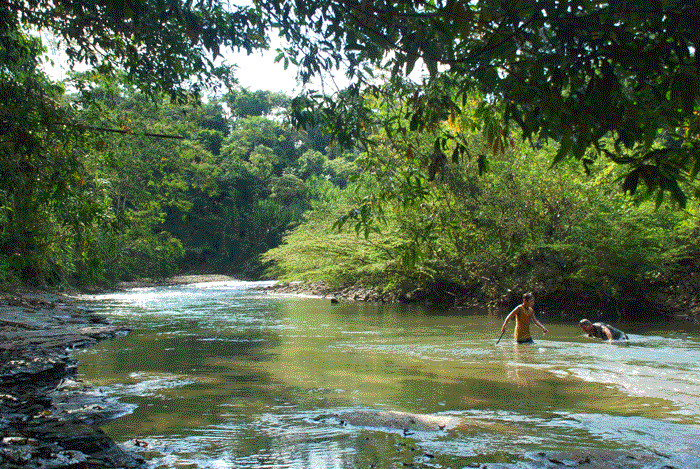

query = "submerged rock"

[{"left": 317, "top": 410, "right": 461, "bottom": 433}]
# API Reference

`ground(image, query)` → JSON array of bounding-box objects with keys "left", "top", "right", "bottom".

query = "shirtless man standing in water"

[{"left": 500, "top": 292, "right": 548, "bottom": 344}]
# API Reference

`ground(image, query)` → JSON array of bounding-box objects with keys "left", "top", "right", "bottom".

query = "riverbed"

[{"left": 76, "top": 280, "right": 700, "bottom": 468}]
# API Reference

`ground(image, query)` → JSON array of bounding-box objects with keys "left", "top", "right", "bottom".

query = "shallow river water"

[{"left": 76, "top": 280, "right": 700, "bottom": 468}]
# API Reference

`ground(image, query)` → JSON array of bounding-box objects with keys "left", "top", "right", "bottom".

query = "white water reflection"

[
  {"left": 82, "top": 280, "right": 277, "bottom": 316},
  {"left": 77, "top": 282, "right": 700, "bottom": 468},
  {"left": 538, "top": 337, "right": 700, "bottom": 418},
  {"left": 106, "top": 372, "right": 195, "bottom": 397}
]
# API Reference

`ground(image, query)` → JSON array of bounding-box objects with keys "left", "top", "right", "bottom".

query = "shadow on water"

[{"left": 76, "top": 283, "right": 700, "bottom": 468}]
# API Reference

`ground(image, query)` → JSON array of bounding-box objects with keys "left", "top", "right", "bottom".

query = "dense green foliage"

[
  {"left": 65, "top": 84, "right": 360, "bottom": 284},
  {"left": 265, "top": 95, "right": 700, "bottom": 308},
  {"left": 11, "top": 0, "right": 267, "bottom": 100},
  {"left": 1, "top": 0, "right": 698, "bottom": 313},
  {"left": 4, "top": 1, "right": 699, "bottom": 204},
  {"left": 1, "top": 30, "right": 86, "bottom": 285},
  {"left": 1, "top": 44, "right": 359, "bottom": 286},
  {"left": 268, "top": 0, "right": 700, "bottom": 206}
]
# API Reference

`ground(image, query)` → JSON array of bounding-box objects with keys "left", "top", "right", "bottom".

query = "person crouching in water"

[
  {"left": 500, "top": 292, "right": 548, "bottom": 344},
  {"left": 579, "top": 319, "right": 628, "bottom": 342}
]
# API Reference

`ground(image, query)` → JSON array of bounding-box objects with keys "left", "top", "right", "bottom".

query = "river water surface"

[{"left": 76, "top": 281, "right": 700, "bottom": 468}]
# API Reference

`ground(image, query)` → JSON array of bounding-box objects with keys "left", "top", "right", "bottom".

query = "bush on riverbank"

[{"left": 263, "top": 135, "right": 700, "bottom": 317}]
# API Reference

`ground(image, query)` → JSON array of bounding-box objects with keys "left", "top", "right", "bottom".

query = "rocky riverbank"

[
  {"left": 0, "top": 291, "right": 146, "bottom": 469},
  {"left": 112, "top": 274, "right": 239, "bottom": 291},
  {"left": 259, "top": 280, "right": 700, "bottom": 322}
]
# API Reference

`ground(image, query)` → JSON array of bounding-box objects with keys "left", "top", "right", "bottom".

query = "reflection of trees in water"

[{"left": 81, "top": 291, "right": 700, "bottom": 468}]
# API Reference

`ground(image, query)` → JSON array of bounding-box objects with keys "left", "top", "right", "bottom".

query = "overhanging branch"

[{"left": 60, "top": 122, "right": 186, "bottom": 140}]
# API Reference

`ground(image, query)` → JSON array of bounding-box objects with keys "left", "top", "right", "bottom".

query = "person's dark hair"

[
  {"left": 579, "top": 318, "right": 592, "bottom": 327},
  {"left": 523, "top": 292, "right": 534, "bottom": 301}
]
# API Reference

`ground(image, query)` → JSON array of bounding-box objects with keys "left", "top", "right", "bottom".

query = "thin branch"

[{"left": 59, "top": 122, "right": 186, "bottom": 139}]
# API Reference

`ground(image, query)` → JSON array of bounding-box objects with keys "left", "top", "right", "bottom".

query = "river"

[{"left": 76, "top": 280, "right": 700, "bottom": 468}]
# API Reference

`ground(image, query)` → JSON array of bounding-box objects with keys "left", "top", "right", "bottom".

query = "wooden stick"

[{"left": 496, "top": 329, "right": 505, "bottom": 345}]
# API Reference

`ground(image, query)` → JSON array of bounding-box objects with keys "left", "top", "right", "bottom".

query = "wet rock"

[
  {"left": 401, "top": 288, "right": 430, "bottom": 303},
  {"left": 0, "top": 292, "right": 145, "bottom": 469},
  {"left": 531, "top": 450, "right": 667, "bottom": 469},
  {"left": 259, "top": 281, "right": 395, "bottom": 303},
  {"left": 24, "top": 420, "right": 142, "bottom": 467},
  {"left": 37, "top": 450, "right": 88, "bottom": 469},
  {"left": 318, "top": 410, "right": 461, "bottom": 433}
]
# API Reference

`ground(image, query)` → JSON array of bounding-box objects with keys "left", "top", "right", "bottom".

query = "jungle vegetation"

[
  {"left": 264, "top": 90, "right": 700, "bottom": 309},
  {"left": 1, "top": 1, "right": 698, "bottom": 311}
]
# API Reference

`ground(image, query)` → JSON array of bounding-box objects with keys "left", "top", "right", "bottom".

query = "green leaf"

[
  {"left": 451, "top": 145, "right": 460, "bottom": 164},
  {"left": 655, "top": 187, "right": 664, "bottom": 209}
]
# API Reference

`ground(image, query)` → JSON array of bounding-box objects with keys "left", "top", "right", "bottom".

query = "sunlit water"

[{"left": 75, "top": 281, "right": 700, "bottom": 468}]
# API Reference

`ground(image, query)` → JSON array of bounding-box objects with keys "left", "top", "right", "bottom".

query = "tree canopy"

[
  {"left": 266, "top": 0, "right": 700, "bottom": 205},
  {"left": 4, "top": 1, "right": 699, "bottom": 205},
  {"left": 3, "top": 0, "right": 700, "bottom": 290},
  {"left": 4, "top": 0, "right": 267, "bottom": 99}
]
